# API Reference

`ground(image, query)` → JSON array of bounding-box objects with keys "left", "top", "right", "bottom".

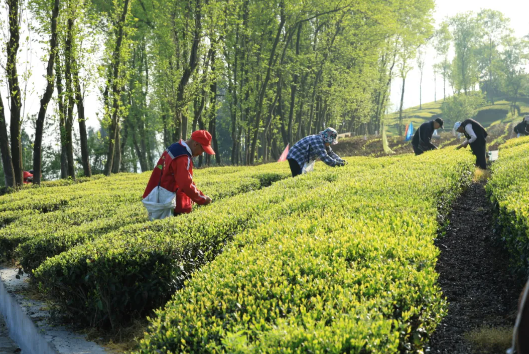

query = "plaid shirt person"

[{"left": 287, "top": 134, "right": 344, "bottom": 168}]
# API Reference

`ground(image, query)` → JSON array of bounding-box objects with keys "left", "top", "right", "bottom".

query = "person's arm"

[
  {"left": 465, "top": 124, "right": 477, "bottom": 144},
  {"left": 173, "top": 156, "right": 211, "bottom": 205},
  {"left": 327, "top": 146, "right": 345, "bottom": 163},
  {"left": 314, "top": 138, "right": 342, "bottom": 167}
]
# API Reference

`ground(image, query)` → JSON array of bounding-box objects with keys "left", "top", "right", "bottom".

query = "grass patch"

[
  {"left": 473, "top": 168, "right": 491, "bottom": 183},
  {"left": 465, "top": 326, "right": 512, "bottom": 354},
  {"left": 85, "top": 319, "right": 147, "bottom": 353}
]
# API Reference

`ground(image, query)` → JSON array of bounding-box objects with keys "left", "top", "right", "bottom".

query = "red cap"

[
  {"left": 191, "top": 130, "right": 215, "bottom": 155},
  {"left": 23, "top": 171, "right": 33, "bottom": 178}
]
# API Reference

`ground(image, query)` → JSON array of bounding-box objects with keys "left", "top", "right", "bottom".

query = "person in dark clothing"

[
  {"left": 411, "top": 118, "right": 444, "bottom": 155},
  {"left": 455, "top": 119, "right": 488, "bottom": 170},
  {"left": 514, "top": 118, "right": 529, "bottom": 137}
]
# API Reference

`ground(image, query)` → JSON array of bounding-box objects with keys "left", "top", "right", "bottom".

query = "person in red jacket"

[
  {"left": 23, "top": 171, "right": 33, "bottom": 184},
  {"left": 142, "top": 130, "right": 214, "bottom": 219}
]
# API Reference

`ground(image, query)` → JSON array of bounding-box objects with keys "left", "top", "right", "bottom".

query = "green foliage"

[
  {"left": 486, "top": 137, "right": 529, "bottom": 275},
  {"left": 440, "top": 92, "right": 486, "bottom": 127},
  {"left": 136, "top": 149, "right": 474, "bottom": 353},
  {"left": 0, "top": 164, "right": 290, "bottom": 273},
  {"left": 33, "top": 162, "right": 360, "bottom": 328}
]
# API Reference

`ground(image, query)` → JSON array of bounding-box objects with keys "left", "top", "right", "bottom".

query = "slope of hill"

[
  {"left": 385, "top": 97, "right": 529, "bottom": 136},
  {"left": 332, "top": 97, "right": 528, "bottom": 158}
]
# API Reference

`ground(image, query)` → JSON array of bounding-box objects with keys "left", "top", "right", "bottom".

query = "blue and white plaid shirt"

[{"left": 287, "top": 134, "right": 343, "bottom": 167}]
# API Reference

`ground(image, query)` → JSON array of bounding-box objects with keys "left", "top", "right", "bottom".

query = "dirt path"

[{"left": 428, "top": 183, "right": 523, "bottom": 353}]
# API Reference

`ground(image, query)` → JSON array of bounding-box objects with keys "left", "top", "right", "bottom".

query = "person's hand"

[{"left": 204, "top": 196, "right": 212, "bottom": 205}]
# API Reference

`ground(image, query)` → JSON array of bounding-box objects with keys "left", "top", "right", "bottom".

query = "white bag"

[
  {"left": 142, "top": 186, "right": 176, "bottom": 221},
  {"left": 302, "top": 160, "right": 315, "bottom": 174}
]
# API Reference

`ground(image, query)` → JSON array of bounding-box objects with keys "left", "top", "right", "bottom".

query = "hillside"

[
  {"left": 332, "top": 97, "right": 528, "bottom": 158},
  {"left": 386, "top": 97, "right": 529, "bottom": 135}
]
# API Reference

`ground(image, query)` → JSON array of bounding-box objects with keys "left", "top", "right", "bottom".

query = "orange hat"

[{"left": 191, "top": 130, "right": 215, "bottom": 155}]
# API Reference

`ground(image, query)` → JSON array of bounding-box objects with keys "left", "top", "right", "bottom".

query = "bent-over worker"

[
  {"left": 514, "top": 116, "right": 529, "bottom": 137},
  {"left": 455, "top": 119, "right": 488, "bottom": 170},
  {"left": 287, "top": 127, "right": 346, "bottom": 177},
  {"left": 411, "top": 118, "right": 444, "bottom": 155},
  {"left": 142, "top": 130, "right": 214, "bottom": 220}
]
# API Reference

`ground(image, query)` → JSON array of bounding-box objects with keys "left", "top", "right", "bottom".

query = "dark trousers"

[
  {"left": 412, "top": 145, "right": 423, "bottom": 156},
  {"left": 288, "top": 158, "right": 302, "bottom": 177},
  {"left": 470, "top": 140, "right": 487, "bottom": 170}
]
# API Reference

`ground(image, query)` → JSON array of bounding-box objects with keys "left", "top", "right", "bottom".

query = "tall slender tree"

[
  {"left": 103, "top": 0, "right": 132, "bottom": 176},
  {"left": 6, "top": 0, "right": 23, "bottom": 186},
  {"left": 32, "top": 0, "right": 61, "bottom": 184},
  {"left": 0, "top": 95, "right": 14, "bottom": 187}
]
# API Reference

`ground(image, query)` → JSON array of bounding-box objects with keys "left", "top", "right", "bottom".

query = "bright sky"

[{"left": 390, "top": 0, "right": 529, "bottom": 113}]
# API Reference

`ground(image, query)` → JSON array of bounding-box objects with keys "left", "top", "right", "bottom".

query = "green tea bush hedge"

[
  {"left": 136, "top": 150, "right": 474, "bottom": 353},
  {"left": 486, "top": 136, "right": 529, "bottom": 274}
]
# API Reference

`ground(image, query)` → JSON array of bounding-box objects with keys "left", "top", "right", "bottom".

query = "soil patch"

[{"left": 428, "top": 183, "right": 523, "bottom": 353}]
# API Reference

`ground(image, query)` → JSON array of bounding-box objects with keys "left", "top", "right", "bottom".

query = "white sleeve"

[{"left": 465, "top": 124, "right": 477, "bottom": 144}]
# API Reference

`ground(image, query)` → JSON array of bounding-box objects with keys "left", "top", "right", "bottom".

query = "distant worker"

[
  {"left": 411, "top": 118, "right": 444, "bottom": 155},
  {"left": 142, "top": 130, "right": 214, "bottom": 220},
  {"left": 514, "top": 116, "right": 529, "bottom": 137},
  {"left": 23, "top": 171, "right": 33, "bottom": 184},
  {"left": 287, "top": 127, "right": 346, "bottom": 177},
  {"left": 455, "top": 119, "right": 489, "bottom": 170}
]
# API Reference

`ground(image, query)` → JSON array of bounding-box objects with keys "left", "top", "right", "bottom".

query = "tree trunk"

[
  {"left": 228, "top": 66, "right": 238, "bottom": 164},
  {"left": 146, "top": 135, "right": 154, "bottom": 170},
  {"left": 287, "top": 22, "right": 302, "bottom": 146},
  {"left": 419, "top": 69, "right": 423, "bottom": 110},
  {"left": 277, "top": 76, "right": 288, "bottom": 146},
  {"left": 138, "top": 121, "right": 150, "bottom": 168},
  {"left": 112, "top": 125, "right": 121, "bottom": 174},
  {"left": 174, "top": 0, "right": 202, "bottom": 141},
  {"left": 489, "top": 38, "right": 494, "bottom": 104},
  {"left": 398, "top": 76, "right": 406, "bottom": 136},
  {"left": 208, "top": 51, "right": 220, "bottom": 165},
  {"left": 7, "top": 0, "right": 23, "bottom": 186},
  {"left": 73, "top": 58, "right": 91, "bottom": 177},
  {"left": 249, "top": 2, "right": 285, "bottom": 164},
  {"left": 56, "top": 56, "right": 68, "bottom": 179},
  {"left": 295, "top": 75, "right": 306, "bottom": 141},
  {"left": 104, "top": 0, "right": 131, "bottom": 176},
  {"left": 0, "top": 95, "right": 14, "bottom": 188},
  {"left": 229, "top": 73, "right": 238, "bottom": 164},
  {"left": 33, "top": 0, "right": 60, "bottom": 184},
  {"left": 162, "top": 114, "right": 170, "bottom": 148},
  {"left": 263, "top": 93, "right": 278, "bottom": 162},
  {"left": 443, "top": 60, "right": 447, "bottom": 101},
  {"left": 131, "top": 127, "right": 148, "bottom": 172},
  {"left": 434, "top": 69, "right": 437, "bottom": 103},
  {"left": 119, "top": 121, "right": 128, "bottom": 172},
  {"left": 65, "top": 17, "right": 76, "bottom": 180}
]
